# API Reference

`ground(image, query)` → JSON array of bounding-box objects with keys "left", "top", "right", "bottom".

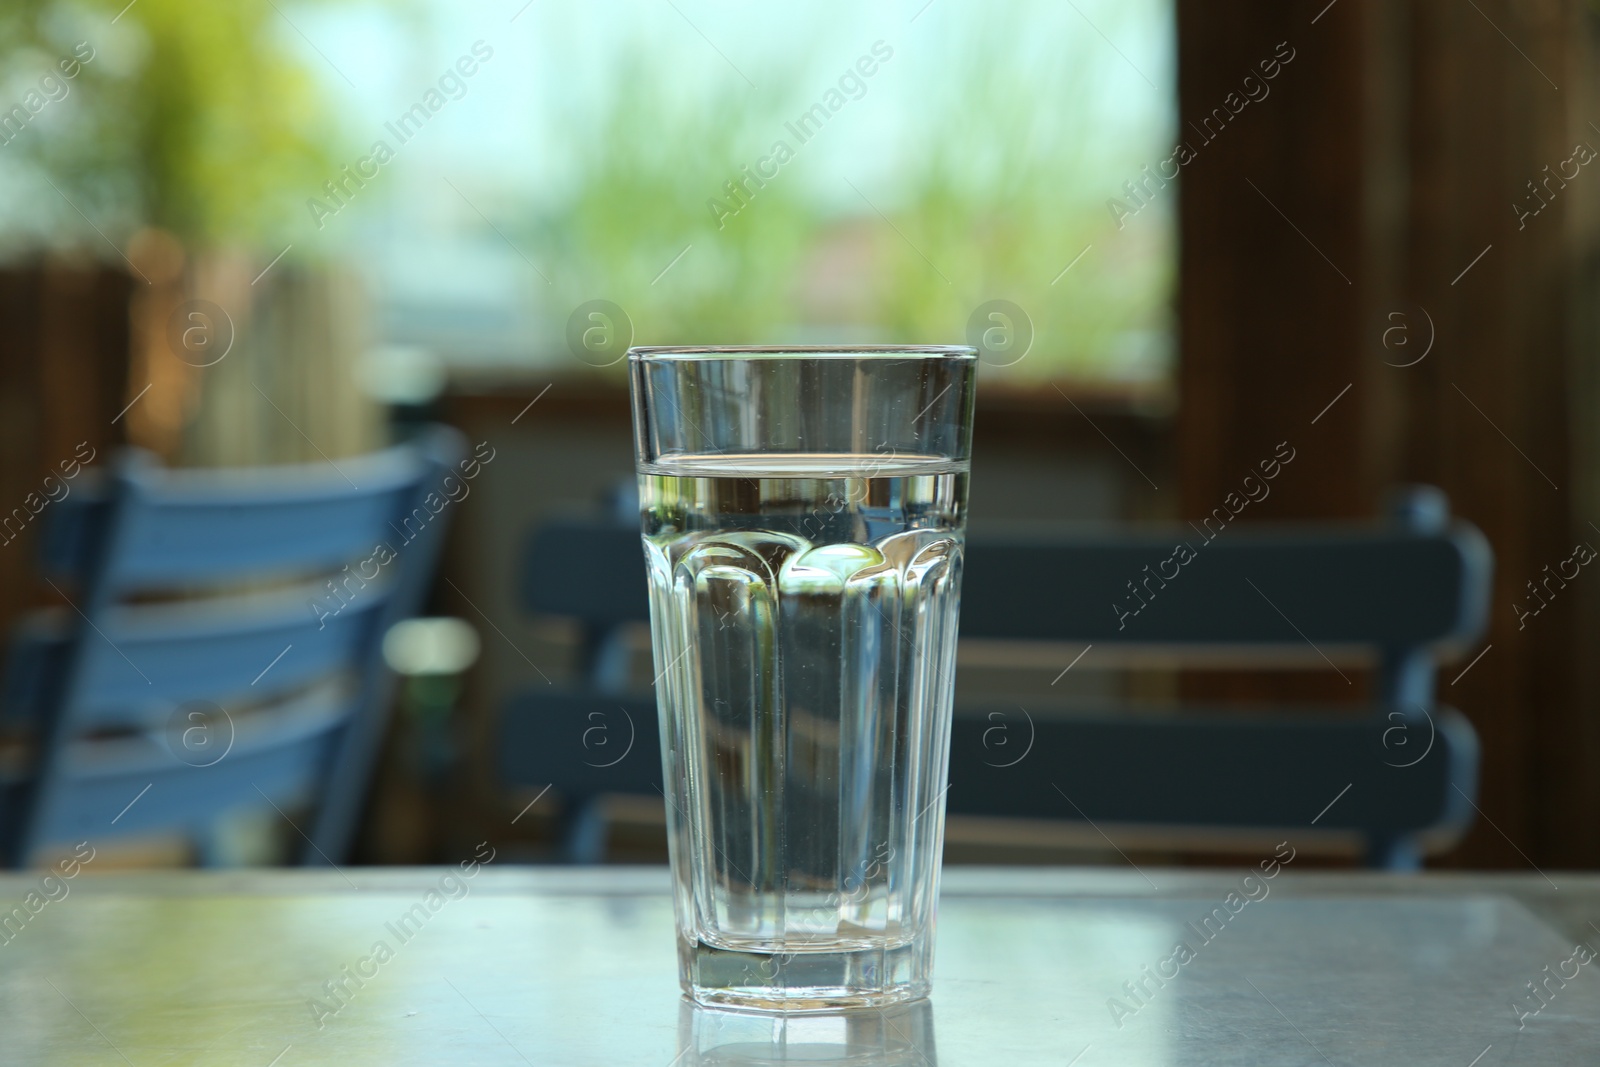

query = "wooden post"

[{"left": 1177, "top": 0, "right": 1600, "bottom": 867}]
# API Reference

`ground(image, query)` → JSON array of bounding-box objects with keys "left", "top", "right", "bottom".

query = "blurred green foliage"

[
  {"left": 530, "top": 50, "right": 820, "bottom": 347},
  {"left": 527, "top": 4, "right": 1173, "bottom": 381},
  {"left": 0, "top": 0, "right": 343, "bottom": 248},
  {"left": 864, "top": 18, "right": 1173, "bottom": 381}
]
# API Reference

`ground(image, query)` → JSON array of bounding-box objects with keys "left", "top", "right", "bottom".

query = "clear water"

[{"left": 640, "top": 452, "right": 968, "bottom": 1010}]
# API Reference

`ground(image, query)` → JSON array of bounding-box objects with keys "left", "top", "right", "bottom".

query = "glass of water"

[{"left": 629, "top": 346, "right": 977, "bottom": 1012}]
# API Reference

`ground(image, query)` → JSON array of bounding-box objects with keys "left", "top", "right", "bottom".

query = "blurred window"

[{"left": 1, "top": 0, "right": 1175, "bottom": 384}]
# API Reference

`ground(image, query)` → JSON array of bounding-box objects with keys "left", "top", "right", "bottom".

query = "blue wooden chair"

[
  {"left": 947, "top": 487, "right": 1492, "bottom": 869},
  {"left": 0, "top": 427, "right": 465, "bottom": 868},
  {"left": 501, "top": 487, "right": 1491, "bottom": 869}
]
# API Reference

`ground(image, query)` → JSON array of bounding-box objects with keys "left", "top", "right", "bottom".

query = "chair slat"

[
  {"left": 43, "top": 718, "right": 343, "bottom": 845},
  {"left": 105, "top": 446, "right": 431, "bottom": 588},
  {"left": 946, "top": 707, "right": 1478, "bottom": 836},
  {"left": 500, "top": 690, "right": 661, "bottom": 794},
  {"left": 68, "top": 590, "right": 384, "bottom": 723},
  {"left": 522, "top": 521, "right": 650, "bottom": 626},
  {"left": 515, "top": 520, "right": 1495, "bottom": 648},
  {"left": 958, "top": 525, "right": 1492, "bottom": 647}
]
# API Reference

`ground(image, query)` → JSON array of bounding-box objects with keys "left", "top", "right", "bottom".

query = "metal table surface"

[{"left": 1, "top": 865, "right": 1597, "bottom": 1065}]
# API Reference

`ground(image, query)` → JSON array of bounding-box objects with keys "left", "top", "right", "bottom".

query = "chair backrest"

[
  {"left": 502, "top": 489, "right": 1493, "bottom": 868},
  {"left": 949, "top": 488, "right": 1493, "bottom": 867},
  {"left": 2, "top": 426, "right": 466, "bottom": 867}
]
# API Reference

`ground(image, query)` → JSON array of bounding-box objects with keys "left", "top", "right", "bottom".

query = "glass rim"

[{"left": 629, "top": 345, "right": 977, "bottom": 361}]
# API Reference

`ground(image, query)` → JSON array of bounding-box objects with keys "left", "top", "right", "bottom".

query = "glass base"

[{"left": 683, "top": 940, "right": 929, "bottom": 1014}]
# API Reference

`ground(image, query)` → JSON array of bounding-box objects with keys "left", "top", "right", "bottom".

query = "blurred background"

[{"left": 0, "top": 0, "right": 1595, "bottom": 872}]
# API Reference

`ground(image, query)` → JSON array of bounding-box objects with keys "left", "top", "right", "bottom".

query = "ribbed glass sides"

[{"left": 630, "top": 348, "right": 976, "bottom": 1012}]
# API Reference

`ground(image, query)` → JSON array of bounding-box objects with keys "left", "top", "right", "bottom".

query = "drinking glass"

[{"left": 629, "top": 345, "right": 977, "bottom": 1012}]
